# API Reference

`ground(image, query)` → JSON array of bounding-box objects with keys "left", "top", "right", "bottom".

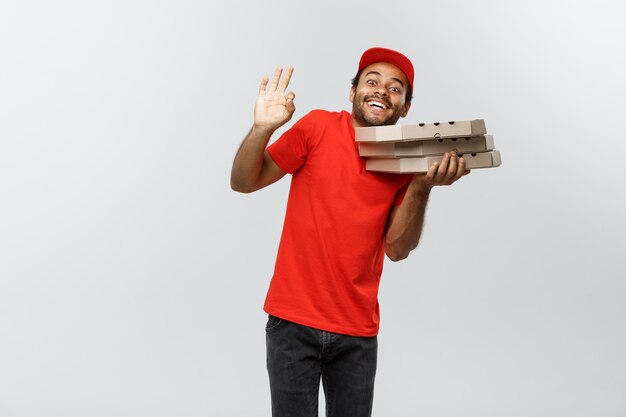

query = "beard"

[{"left": 351, "top": 93, "right": 406, "bottom": 127}]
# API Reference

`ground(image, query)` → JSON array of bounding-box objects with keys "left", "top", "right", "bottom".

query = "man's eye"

[
  {"left": 390, "top": 87, "right": 400, "bottom": 93},
  {"left": 367, "top": 80, "right": 376, "bottom": 86}
]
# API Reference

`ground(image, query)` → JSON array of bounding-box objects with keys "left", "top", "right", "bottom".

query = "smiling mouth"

[{"left": 367, "top": 99, "right": 388, "bottom": 110}]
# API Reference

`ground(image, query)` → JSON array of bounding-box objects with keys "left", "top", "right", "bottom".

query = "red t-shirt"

[{"left": 265, "top": 110, "right": 412, "bottom": 336}]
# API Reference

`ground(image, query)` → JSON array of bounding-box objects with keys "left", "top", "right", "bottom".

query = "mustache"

[{"left": 364, "top": 95, "right": 391, "bottom": 108}]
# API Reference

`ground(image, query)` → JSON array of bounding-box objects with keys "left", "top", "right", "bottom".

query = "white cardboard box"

[
  {"left": 365, "top": 150, "right": 502, "bottom": 173},
  {"left": 359, "top": 135, "right": 495, "bottom": 157},
  {"left": 355, "top": 119, "right": 487, "bottom": 142}
]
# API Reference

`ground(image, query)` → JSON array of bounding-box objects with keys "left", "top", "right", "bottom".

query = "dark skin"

[
  {"left": 230, "top": 64, "right": 470, "bottom": 261},
  {"left": 348, "top": 62, "right": 470, "bottom": 260},
  {"left": 230, "top": 66, "right": 294, "bottom": 193}
]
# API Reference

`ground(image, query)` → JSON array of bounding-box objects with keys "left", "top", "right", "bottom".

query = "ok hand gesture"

[{"left": 254, "top": 67, "right": 296, "bottom": 133}]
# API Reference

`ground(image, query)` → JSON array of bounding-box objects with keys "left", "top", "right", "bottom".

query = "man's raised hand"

[{"left": 254, "top": 66, "right": 296, "bottom": 133}]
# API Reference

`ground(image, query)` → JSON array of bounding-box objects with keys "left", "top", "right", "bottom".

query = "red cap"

[{"left": 358, "top": 47, "right": 414, "bottom": 91}]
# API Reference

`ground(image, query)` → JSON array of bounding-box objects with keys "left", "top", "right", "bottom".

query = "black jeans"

[{"left": 266, "top": 315, "right": 378, "bottom": 417}]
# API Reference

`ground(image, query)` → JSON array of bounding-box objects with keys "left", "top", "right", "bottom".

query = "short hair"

[{"left": 351, "top": 70, "right": 413, "bottom": 102}]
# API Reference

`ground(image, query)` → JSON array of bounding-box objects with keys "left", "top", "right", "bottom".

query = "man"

[{"left": 230, "top": 47, "right": 469, "bottom": 417}]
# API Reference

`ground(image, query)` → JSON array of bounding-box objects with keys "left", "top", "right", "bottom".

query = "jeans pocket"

[{"left": 265, "top": 315, "right": 283, "bottom": 332}]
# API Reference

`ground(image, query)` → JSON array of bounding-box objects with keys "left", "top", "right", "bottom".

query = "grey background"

[{"left": 1, "top": 0, "right": 625, "bottom": 416}]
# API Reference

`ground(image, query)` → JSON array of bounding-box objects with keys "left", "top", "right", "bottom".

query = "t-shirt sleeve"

[
  {"left": 392, "top": 174, "right": 414, "bottom": 206},
  {"left": 267, "top": 115, "right": 311, "bottom": 174}
]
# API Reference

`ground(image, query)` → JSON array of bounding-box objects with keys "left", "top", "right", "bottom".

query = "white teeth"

[{"left": 367, "top": 100, "right": 386, "bottom": 109}]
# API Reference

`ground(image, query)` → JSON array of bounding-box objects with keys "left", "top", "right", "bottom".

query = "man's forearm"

[
  {"left": 384, "top": 152, "right": 470, "bottom": 261},
  {"left": 384, "top": 177, "right": 432, "bottom": 261},
  {"left": 230, "top": 126, "right": 274, "bottom": 192}
]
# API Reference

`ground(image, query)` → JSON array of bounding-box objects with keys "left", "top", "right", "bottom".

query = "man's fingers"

[
  {"left": 425, "top": 161, "right": 438, "bottom": 184},
  {"left": 445, "top": 152, "right": 459, "bottom": 181},
  {"left": 285, "top": 95, "right": 296, "bottom": 114},
  {"left": 447, "top": 156, "right": 465, "bottom": 184},
  {"left": 263, "top": 66, "right": 293, "bottom": 94},
  {"left": 457, "top": 157, "right": 467, "bottom": 176},
  {"left": 425, "top": 152, "right": 471, "bottom": 187},
  {"left": 259, "top": 76, "right": 269, "bottom": 93},
  {"left": 278, "top": 66, "right": 294, "bottom": 92},
  {"left": 268, "top": 67, "right": 283, "bottom": 92},
  {"left": 435, "top": 152, "right": 451, "bottom": 181}
]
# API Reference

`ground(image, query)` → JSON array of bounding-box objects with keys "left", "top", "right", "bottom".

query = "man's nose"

[{"left": 374, "top": 85, "right": 387, "bottom": 96}]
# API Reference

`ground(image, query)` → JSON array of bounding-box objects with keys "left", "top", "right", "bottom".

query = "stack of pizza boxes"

[{"left": 354, "top": 119, "right": 501, "bottom": 173}]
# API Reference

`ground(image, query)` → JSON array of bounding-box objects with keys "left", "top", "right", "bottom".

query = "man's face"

[{"left": 350, "top": 62, "right": 411, "bottom": 128}]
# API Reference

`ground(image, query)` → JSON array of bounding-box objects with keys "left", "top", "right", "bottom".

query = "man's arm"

[
  {"left": 384, "top": 151, "right": 470, "bottom": 261},
  {"left": 230, "top": 67, "right": 295, "bottom": 193},
  {"left": 231, "top": 129, "right": 286, "bottom": 193}
]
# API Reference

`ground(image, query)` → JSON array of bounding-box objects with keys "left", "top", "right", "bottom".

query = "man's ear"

[
  {"left": 349, "top": 86, "right": 355, "bottom": 103},
  {"left": 401, "top": 100, "right": 412, "bottom": 118}
]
